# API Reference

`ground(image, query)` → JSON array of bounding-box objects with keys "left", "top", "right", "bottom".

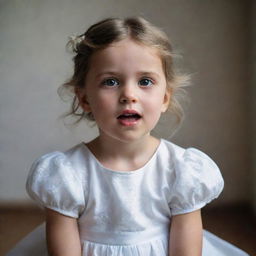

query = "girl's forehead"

[
  {"left": 103, "top": 38, "right": 160, "bottom": 57},
  {"left": 88, "top": 39, "right": 164, "bottom": 74}
]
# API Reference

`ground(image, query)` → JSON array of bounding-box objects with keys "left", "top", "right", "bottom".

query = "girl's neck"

[{"left": 86, "top": 135, "right": 160, "bottom": 171}]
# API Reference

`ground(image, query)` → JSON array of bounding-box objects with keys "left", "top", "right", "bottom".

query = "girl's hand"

[
  {"left": 169, "top": 209, "right": 203, "bottom": 256},
  {"left": 45, "top": 208, "right": 82, "bottom": 256}
]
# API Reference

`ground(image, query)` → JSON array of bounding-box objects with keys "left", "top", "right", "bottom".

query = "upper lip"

[{"left": 117, "top": 109, "right": 142, "bottom": 118}]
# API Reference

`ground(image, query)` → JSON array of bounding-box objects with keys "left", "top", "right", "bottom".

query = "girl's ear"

[
  {"left": 161, "top": 87, "right": 172, "bottom": 113},
  {"left": 75, "top": 88, "right": 91, "bottom": 113}
]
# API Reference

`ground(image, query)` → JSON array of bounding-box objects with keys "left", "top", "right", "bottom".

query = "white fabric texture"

[{"left": 7, "top": 139, "right": 249, "bottom": 255}]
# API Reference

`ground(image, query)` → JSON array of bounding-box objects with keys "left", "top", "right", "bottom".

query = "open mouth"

[
  {"left": 117, "top": 113, "right": 142, "bottom": 120},
  {"left": 117, "top": 111, "right": 142, "bottom": 126}
]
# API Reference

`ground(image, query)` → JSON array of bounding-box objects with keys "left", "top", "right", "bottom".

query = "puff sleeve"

[
  {"left": 169, "top": 148, "right": 224, "bottom": 216},
  {"left": 26, "top": 152, "right": 85, "bottom": 218}
]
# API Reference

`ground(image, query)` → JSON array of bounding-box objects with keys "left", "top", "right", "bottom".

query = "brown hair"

[{"left": 59, "top": 16, "right": 189, "bottom": 126}]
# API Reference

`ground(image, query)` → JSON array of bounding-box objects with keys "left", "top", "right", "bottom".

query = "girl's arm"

[
  {"left": 46, "top": 208, "right": 82, "bottom": 256},
  {"left": 169, "top": 209, "right": 203, "bottom": 256}
]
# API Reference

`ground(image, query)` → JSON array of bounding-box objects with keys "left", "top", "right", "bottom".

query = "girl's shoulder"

[
  {"left": 161, "top": 139, "right": 224, "bottom": 184},
  {"left": 160, "top": 139, "right": 222, "bottom": 171},
  {"left": 28, "top": 142, "right": 90, "bottom": 172}
]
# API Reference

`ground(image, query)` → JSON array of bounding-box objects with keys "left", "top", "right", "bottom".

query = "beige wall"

[{"left": 0, "top": 0, "right": 252, "bottom": 207}]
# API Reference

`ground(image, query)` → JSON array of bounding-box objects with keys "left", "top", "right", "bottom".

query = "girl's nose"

[{"left": 119, "top": 85, "right": 138, "bottom": 104}]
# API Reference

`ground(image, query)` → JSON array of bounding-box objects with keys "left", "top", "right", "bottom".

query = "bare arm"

[
  {"left": 46, "top": 208, "right": 82, "bottom": 256},
  {"left": 169, "top": 209, "right": 203, "bottom": 256}
]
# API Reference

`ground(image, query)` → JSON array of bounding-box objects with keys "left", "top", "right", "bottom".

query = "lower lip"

[{"left": 118, "top": 118, "right": 140, "bottom": 126}]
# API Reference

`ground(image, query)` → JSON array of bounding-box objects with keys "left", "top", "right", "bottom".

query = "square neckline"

[{"left": 80, "top": 139, "right": 163, "bottom": 175}]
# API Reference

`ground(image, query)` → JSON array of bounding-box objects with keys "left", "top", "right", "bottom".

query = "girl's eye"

[
  {"left": 102, "top": 78, "right": 119, "bottom": 87},
  {"left": 139, "top": 78, "right": 153, "bottom": 87}
]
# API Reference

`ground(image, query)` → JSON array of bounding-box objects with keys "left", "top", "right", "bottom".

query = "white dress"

[{"left": 6, "top": 139, "right": 250, "bottom": 256}]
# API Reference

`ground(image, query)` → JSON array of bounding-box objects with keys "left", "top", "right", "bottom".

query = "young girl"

[{"left": 7, "top": 17, "right": 249, "bottom": 256}]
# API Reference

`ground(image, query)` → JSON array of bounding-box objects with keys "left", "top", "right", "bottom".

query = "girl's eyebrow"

[
  {"left": 95, "top": 71, "right": 161, "bottom": 79},
  {"left": 138, "top": 71, "right": 161, "bottom": 79},
  {"left": 95, "top": 71, "right": 121, "bottom": 78}
]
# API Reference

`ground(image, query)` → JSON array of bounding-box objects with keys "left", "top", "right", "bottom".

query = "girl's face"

[{"left": 77, "top": 38, "right": 171, "bottom": 143}]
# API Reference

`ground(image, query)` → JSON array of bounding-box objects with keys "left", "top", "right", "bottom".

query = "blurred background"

[{"left": 0, "top": 0, "right": 255, "bottom": 255}]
